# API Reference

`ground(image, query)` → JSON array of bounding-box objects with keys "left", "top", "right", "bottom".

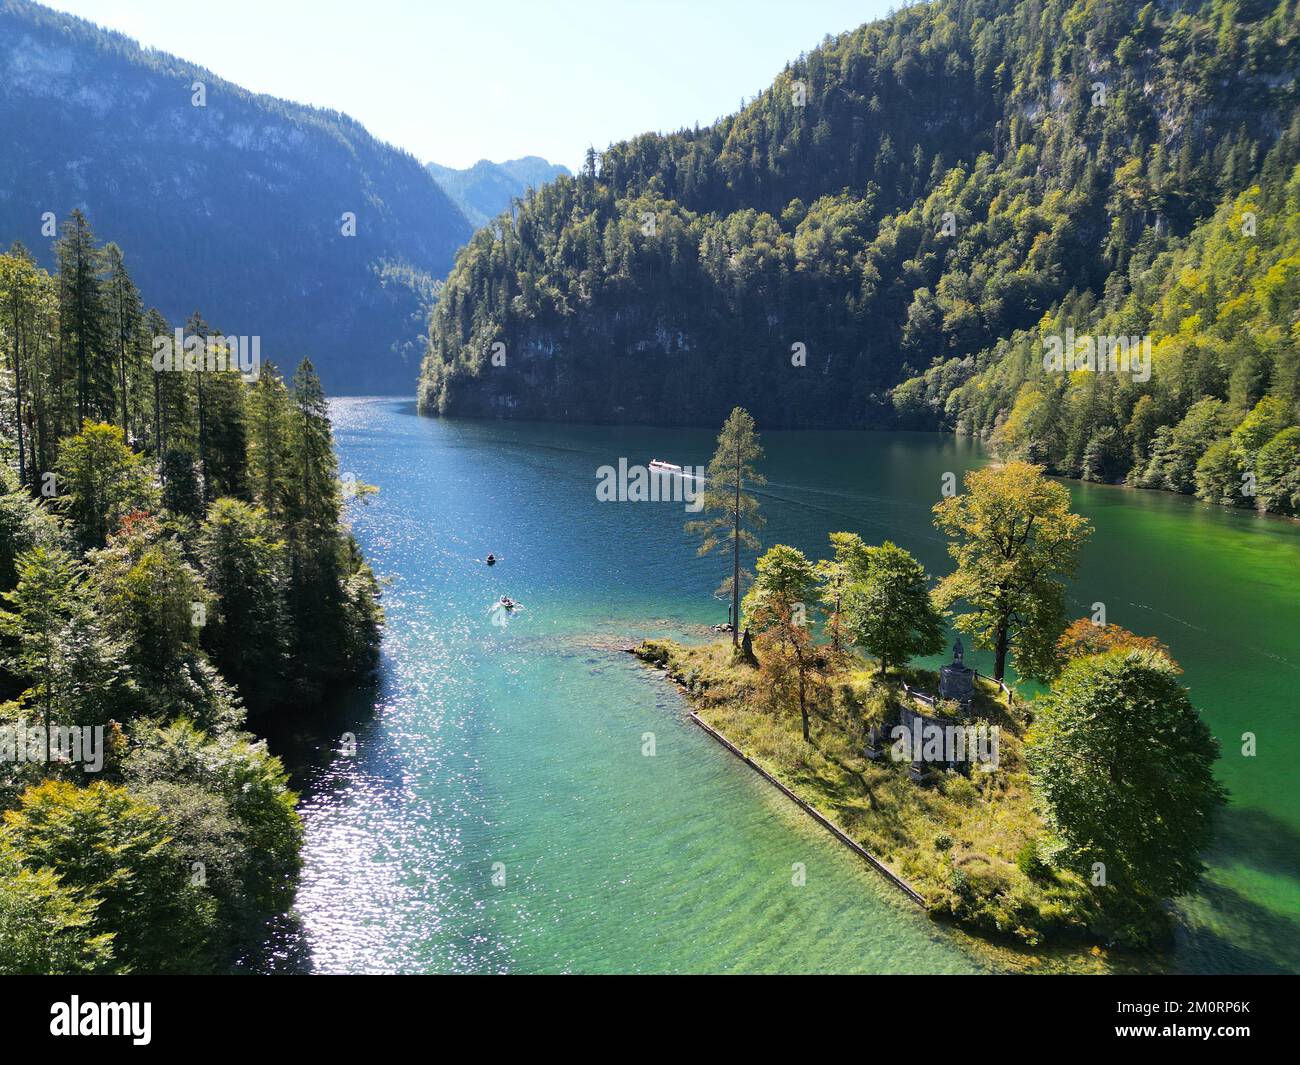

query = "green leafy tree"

[
  {"left": 1256, "top": 426, "right": 1300, "bottom": 515},
  {"left": 0, "top": 839, "right": 113, "bottom": 975},
  {"left": 686, "top": 407, "right": 765, "bottom": 647},
  {"left": 0, "top": 547, "right": 132, "bottom": 745},
  {"left": 1026, "top": 650, "right": 1227, "bottom": 939},
  {"left": 1080, "top": 425, "right": 1129, "bottom": 484},
  {"left": 125, "top": 721, "right": 302, "bottom": 918},
  {"left": 933, "top": 462, "right": 1091, "bottom": 682},
  {"left": 1194, "top": 437, "right": 1248, "bottom": 506},
  {"left": 813, "top": 531, "right": 871, "bottom": 656},
  {"left": 54, "top": 420, "right": 156, "bottom": 549},
  {"left": 742, "top": 544, "right": 818, "bottom": 630},
  {"left": 1141, "top": 398, "right": 1230, "bottom": 494},
  {"left": 89, "top": 513, "right": 216, "bottom": 721},
  {"left": 1, "top": 780, "right": 217, "bottom": 973},
  {"left": 0, "top": 468, "right": 61, "bottom": 593},
  {"left": 843, "top": 541, "right": 945, "bottom": 675},
  {"left": 1230, "top": 395, "right": 1290, "bottom": 461}
]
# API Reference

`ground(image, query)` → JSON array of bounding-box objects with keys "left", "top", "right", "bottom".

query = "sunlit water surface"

[{"left": 258, "top": 398, "right": 1299, "bottom": 975}]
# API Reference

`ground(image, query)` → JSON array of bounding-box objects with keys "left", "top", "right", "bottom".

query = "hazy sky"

[{"left": 42, "top": 0, "right": 892, "bottom": 171}]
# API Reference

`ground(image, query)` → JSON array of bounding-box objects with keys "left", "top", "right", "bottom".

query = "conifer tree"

[
  {"left": 0, "top": 244, "right": 42, "bottom": 488},
  {"left": 686, "top": 407, "right": 764, "bottom": 646},
  {"left": 284, "top": 359, "right": 343, "bottom": 695},
  {"left": 247, "top": 362, "right": 292, "bottom": 523},
  {"left": 103, "top": 243, "right": 141, "bottom": 437},
  {"left": 54, "top": 211, "right": 108, "bottom": 427}
]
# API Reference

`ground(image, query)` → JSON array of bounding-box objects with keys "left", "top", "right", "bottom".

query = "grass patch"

[{"left": 636, "top": 637, "right": 1106, "bottom": 952}]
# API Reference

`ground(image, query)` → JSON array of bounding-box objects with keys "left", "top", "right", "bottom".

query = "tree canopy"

[
  {"left": 420, "top": 0, "right": 1299, "bottom": 523},
  {"left": 1026, "top": 649, "right": 1227, "bottom": 941},
  {"left": 0, "top": 223, "right": 381, "bottom": 973},
  {"left": 933, "top": 461, "right": 1091, "bottom": 681}
]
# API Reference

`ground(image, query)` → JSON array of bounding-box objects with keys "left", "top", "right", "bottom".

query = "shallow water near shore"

[{"left": 261, "top": 398, "right": 1300, "bottom": 974}]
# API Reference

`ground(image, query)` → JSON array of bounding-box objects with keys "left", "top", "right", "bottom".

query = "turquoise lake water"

[{"left": 265, "top": 398, "right": 1300, "bottom": 974}]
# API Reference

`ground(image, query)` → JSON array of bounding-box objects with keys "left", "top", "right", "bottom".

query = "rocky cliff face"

[{"left": 0, "top": 0, "right": 473, "bottom": 392}]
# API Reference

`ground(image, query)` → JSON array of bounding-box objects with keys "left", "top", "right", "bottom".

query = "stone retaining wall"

[{"left": 687, "top": 711, "right": 927, "bottom": 907}]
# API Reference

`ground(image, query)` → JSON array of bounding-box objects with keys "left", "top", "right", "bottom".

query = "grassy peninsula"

[
  {"left": 635, "top": 639, "right": 1096, "bottom": 945},
  {"left": 647, "top": 410, "right": 1225, "bottom": 966}
]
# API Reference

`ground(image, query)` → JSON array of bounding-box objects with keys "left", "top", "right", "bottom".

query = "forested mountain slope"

[
  {"left": 0, "top": 0, "right": 472, "bottom": 393},
  {"left": 420, "top": 0, "right": 1299, "bottom": 513}
]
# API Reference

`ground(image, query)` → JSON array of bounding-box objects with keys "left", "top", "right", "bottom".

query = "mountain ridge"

[
  {"left": 418, "top": 0, "right": 1300, "bottom": 514},
  {"left": 427, "top": 155, "right": 572, "bottom": 228},
  {"left": 0, "top": 0, "right": 473, "bottom": 393}
]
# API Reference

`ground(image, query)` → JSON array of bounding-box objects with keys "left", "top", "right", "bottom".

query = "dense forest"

[
  {"left": 420, "top": 0, "right": 1300, "bottom": 515},
  {"left": 0, "top": 215, "right": 382, "bottom": 972},
  {"left": 0, "top": 0, "right": 472, "bottom": 393}
]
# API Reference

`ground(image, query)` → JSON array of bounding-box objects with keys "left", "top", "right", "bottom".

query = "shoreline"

[
  {"left": 685, "top": 705, "right": 926, "bottom": 906},
  {"left": 408, "top": 404, "right": 1298, "bottom": 525},
  {"left": 627, "top": 636, "right": 1175, "bottom": 975}
]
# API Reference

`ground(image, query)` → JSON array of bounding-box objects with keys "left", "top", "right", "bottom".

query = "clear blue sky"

[{"left": 42, "top": 0, "right": 893, "bottom": 171}]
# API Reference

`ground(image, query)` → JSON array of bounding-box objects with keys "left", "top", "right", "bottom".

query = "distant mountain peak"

[{"left": 426, "top": 156, "right": 571, "bottom": 228}]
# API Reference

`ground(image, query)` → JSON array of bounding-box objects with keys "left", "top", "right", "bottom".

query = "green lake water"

[{"left": 265, "top": 397, "right": 1300, "bottom": 974}]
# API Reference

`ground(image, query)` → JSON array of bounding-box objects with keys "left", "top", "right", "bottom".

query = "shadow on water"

[
  {"left": 1172, "top": 804, "right": 1300, "bottom": 974},
  {"left": 1176, "top": 880, "right": 1300, "bottom": 975},
  {"left": 251, "top": 676, "right": 382, "bottom": 793},
  {"left": 1211, "top": 804, "right": 1300, "bottom": 884},
  {"left": 239, "top": 677, "right": 388, "bottom": 973},
  {"left": 233, "top": 911, "right": 315, "bottom": 975}
]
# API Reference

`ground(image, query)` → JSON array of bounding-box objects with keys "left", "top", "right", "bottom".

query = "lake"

[{"left": 262, "top": 397, "right": 1300, "bottom": 974}]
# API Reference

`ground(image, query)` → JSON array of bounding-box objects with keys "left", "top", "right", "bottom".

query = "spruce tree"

[
  {"left": 103, "top": 243, "right": 141, "bottom": 437},
  {"left": 54, "top": 210, "right": 109, "bottom": 426},
  {"left": 284, "top": 359, "right": 343, "bottom": 696},
  {"left": 247, "top": 362, "right": 292, "bottom": 523}
]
